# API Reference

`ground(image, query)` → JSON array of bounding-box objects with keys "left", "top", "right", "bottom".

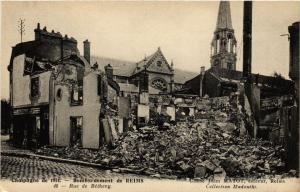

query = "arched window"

[
  {"left": 151, "top": 78, "right": 167, "bottom": 91},
  {"left": 56, "top": 88, "right": 62, "bottom": 101},
  {"left": 227, "top": 34, "right": 233, "bottom": 52},
  {"left": 216, "top": 35, "right": 220, "bottom": 53},
  {"left": 221, "top": 39, "right": 227, "bottom": 52}
]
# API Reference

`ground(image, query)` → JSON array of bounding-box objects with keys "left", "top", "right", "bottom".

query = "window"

[
  {"left": 156, "top": 60, "right": 162, "bottom": 67},
  {"left": 36, "top": 116, "right": 41, "bottom": 130},
  {"left": 228, "top": 39, "right": 232, "bottom": 52},
  {"left": 30, "top": 77, "right": 40, "bottom": 98},
  {"left": 71, "top": 84, "right": 83, "bottom": 106},
  {"left": 70, "top": 116, "right": 83, "bottom": 147},
  {"left": 56, "top": 89, "right": 62, "bottom": 101},
  {"left": 227, "top": 62, "right": 233, "bottom": 70},
  {"left": 214, "top": 60, "right": 220, "bottom": 67},
  {"left": 98, "top": 75, "right": 108, "bottom": 101},
  {"left": 151, "top": 78, "right": 167, "bottom": 91},
  {"left": 97, "top": 75, "right": 101, "bottom": 96},
  {"left": 216, "top": 39, "right": 220, "bottom": 53}
]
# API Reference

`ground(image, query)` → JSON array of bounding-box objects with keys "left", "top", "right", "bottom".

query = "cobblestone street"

[
  {"left": 1, "top": 136, "right": 152, "bottom": 181},
  {"left": 1, "top": 156, "right": 141, "bottom": 180}
]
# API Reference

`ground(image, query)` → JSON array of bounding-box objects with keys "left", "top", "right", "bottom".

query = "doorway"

[{"left": 70, "top": 116, "right": 83, "bottom": 147}]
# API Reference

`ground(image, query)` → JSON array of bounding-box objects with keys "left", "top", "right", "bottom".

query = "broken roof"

[
  {"left": 8, "top": 36, "right": 198, "bottom": 84},
  {"left": 8, "top": 40, "right": 80, "bottom": 71}
]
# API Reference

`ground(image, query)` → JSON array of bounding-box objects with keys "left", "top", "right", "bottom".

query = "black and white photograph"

[{"left": 0, "top": 1, "right": 299, "bottom": 192}]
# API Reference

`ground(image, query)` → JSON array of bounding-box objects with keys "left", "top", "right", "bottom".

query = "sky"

[{"left": 1, "top": 1, "right": 300, "bottom": 99}]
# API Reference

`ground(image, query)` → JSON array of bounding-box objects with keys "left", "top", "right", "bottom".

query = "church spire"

[
  {"left": 210, "top": 1, "right": 237, "bottom": 70},
  {"left": 216, "top": 1, "right": 233, "bottom": 30}
]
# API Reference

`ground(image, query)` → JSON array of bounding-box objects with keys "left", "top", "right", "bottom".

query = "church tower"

[{"left": 210, "top": 1, "right": 237, "bottom": 70}]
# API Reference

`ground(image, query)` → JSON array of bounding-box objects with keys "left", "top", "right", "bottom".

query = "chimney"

[
  {"left": 199, "top": 66, "right": 206, "bottom": 97},
  {"left": 92, "top": 62, "right": 98, "bottom": 70},
  {"left": 105, "top": 64, "right": 113, "bottom": 80},
  {"left": 83, "top": 39, "right": 90, "bottom": 63},
  {"left": 200, "top": 66, "right": 205, "bottom": 75},
  {"left": 34, "top": 23, "right": 41, "bottom": 40}
]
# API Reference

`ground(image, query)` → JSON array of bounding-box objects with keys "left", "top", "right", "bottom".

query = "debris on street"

[{"left": 36, "top": 96, "right": 291, "bottom": 179}]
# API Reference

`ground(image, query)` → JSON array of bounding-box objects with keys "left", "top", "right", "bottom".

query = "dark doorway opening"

[{"left": 70, "top": 116, "right": 83, "bottom": 147}]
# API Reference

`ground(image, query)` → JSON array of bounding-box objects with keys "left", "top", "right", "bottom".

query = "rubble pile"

[{"left": 37, "top": 96, "right": 289, "bottom": 179}]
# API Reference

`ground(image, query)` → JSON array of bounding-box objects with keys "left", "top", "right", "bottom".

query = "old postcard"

[{"left": 1, "top": 1, "right": 299, "bottom": 192}]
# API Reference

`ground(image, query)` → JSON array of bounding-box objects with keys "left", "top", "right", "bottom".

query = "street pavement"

[
  {"left": 0, "top": 135, "right": 152, "bottom": 181},
  {"left": 1, "top": 156, "right": 139, "bottom": 180},
  {"left": 0, "top": 135, "right": 32, "bottom": 154}
]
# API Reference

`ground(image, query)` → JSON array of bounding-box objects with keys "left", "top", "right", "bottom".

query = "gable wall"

[{"left": 147, "top": 52, "right": 172, "bottom": 74}]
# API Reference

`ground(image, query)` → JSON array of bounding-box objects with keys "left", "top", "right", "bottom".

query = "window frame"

[{"left": 70, "top": 82, "right": 83, "bottom": 106}]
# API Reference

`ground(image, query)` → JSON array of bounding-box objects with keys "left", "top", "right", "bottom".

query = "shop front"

[{"left": 12, "top": 105, "right": 49, "bottom": 148}]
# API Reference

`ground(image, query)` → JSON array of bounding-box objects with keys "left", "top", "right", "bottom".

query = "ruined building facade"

[{"left": 8, "top": 24, "right": 120, "bottom": 149}]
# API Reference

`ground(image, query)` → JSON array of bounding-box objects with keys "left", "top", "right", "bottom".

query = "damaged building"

[
  {"left": 8, "top": 23, "right": 121, "bottom": 149},
  {"left": 7, "top": 2, "right": 298, "bottom": 163},
  {"left": 8, "top": 23, "right": 199, "bottom": 148}
]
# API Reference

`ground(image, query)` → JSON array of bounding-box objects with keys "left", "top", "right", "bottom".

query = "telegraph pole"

[
  {"left": 243, "top": 1, "right": 258, "bottom": 138},
  {"left": 18, "top": 19, "right": 25, "bottom": 43},
  {"left": 243, "top": 1, "right": 252, "bottom": 83}
]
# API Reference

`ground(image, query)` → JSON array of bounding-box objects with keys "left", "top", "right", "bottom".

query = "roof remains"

[{"left": 216, "top": 1, "right": 233, "bottom": 30}]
